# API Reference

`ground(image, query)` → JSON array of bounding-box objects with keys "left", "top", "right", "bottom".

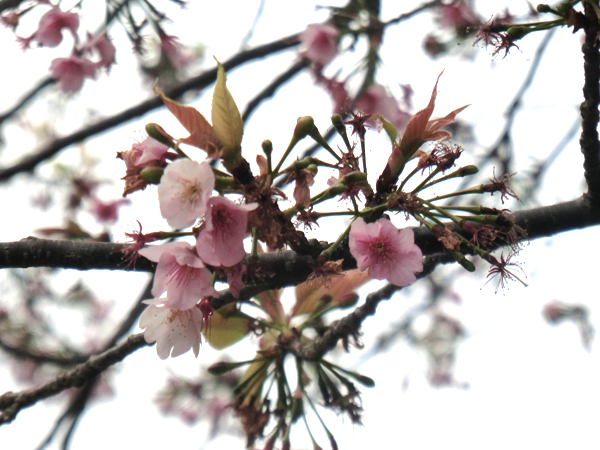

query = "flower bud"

[
  {"left": 458, "top": 165, "right": 479, "bottom": 176},
  {"left": 556, "top": 2, "right": 572, "bottom": 14},
  {"left": 507, "top": 27, "right": 527, "bottom": 39},
  {"left": 140, "top": 166, "right": 164, "bottom": 184},
  {"left": 345, "top": 171, "right": 367, "bottom": 183},
  {"left": 261, "top": 139, "right": 273, "bottom": 156},
  {"left": 145, "top": 123, "right": 175, "bottom": 148},
  {"left": 294, "top": 116, "right": 315, "bottom": 140},
  {"left": 536, "top": 4, "right": 551, "bottom": 13}
]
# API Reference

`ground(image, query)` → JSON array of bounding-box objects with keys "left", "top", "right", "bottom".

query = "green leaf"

[
  {"left": 204, "top": 308, "right": 251, "bottom": 349},
  {"left": 211, "top": 58, "right": 243, "bottom": 152},
  {"left": 371, "top": 114, "right": 398, "bottom": 144}
]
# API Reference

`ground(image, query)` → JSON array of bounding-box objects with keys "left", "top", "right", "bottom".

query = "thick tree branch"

[
  {"left": 0, "top": 333, "right": 149, "bottom": 426},
  {"left": 0, "top": 0, "right": 22, "bottom": 14},
  {"left": 1, "top": 197, "right": 599, "bottom": 296},
  {"left": 0, "top": 33, "right": 301, "bottom": 184},
  {"left": 0, "top": 238, "right": 155, "bottom": 272},
  {"left": 579, "top": 4, "right": 600, "bottom": 204}
]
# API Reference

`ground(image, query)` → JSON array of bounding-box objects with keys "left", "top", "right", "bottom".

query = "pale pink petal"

[
  {"left": 139, "top": 241, "right": 217, "bottom": 309},
  {"left": 158, "top": 159, "right": 215, "bottom": 229},
  {"left": 49, "top": 55, "right": 96, "bottom": 93},
  {"left": 35, "top": 7, "right": 79, "bottom": 47},
  {"left": 139, "top": 304, "right": 204, "bottom": 359},
  {"left": 301, "top": 23, "right": 339, "bottom": 66}
]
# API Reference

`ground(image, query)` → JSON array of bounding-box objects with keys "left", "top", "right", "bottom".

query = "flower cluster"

[
  {"left": 118, "top": 56, "right": 524, "bottom": 448},
  {"left": 135, "top": 158, "right": 257, "bottom": 359}
]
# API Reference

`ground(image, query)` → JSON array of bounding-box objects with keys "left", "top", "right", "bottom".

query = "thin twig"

[{"left": 287, "top": 253, "right": 451, "bottom": 360}]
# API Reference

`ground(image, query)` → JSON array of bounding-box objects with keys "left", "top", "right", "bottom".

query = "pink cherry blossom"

[
  {"left": 349, "top": 218, "right": 423, "bottom": 287},
  {"left": 88, "top": 198, "right": 130, "bottom": 223},
  {"left": 355, "top": 84, "right": 411, "bottom": 132},
  {"left": 159, "top": 32, "right": 192, "bottom": 69},
  {"left": 196, "top": 197, "right": 257, "bottom": 267},
  {"left": 49, "top": 55, "right": 96, "bottom": 93},
  {"left": 139, "top": 241, "right": 217, "bottom": 310},
  {"left": 158, "top": 159, "right": 215, "bottom": 229},
  {"left": 300, "top": 23, "right": 339, "bottom": 66},
  {"left": 120, "top": 136, "right": 170, "bottom": 170},
  {"left": 81, "top": 33, "right": 116, "bottom": 70},
  {"left": 19, "top": 6, "right": 79, "bottom": 49},
  {"left": 139, "top": 302, "right": 205, "bottom": 359}
]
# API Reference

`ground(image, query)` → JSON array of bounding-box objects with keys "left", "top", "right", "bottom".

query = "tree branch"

[
  {"left": 579, "top": 4, "right": 600, "bottom": 205},
  {"left": 1, "top": 197, "right": 599, "bottom": 298},
  {"left": 0, "top": 0, "right": 23, "bottom": 14},
  {"left": 287, "top": 252, "right": 451, "bottom": 360},
  {"left": 0, "top": 333, "right": 149, "bottom": 426},
  {"left": 0, "top": 33, "right": 301, "bottom": 184}
]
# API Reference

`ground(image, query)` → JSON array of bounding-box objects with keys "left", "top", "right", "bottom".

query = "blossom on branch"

[
  {"left": 139, "top": 241, "right": 217, "bottom": 310},
  {"left": 158, "top": 159, "right": 215, "bottom": 229},
  {"left": 81, "top": 33, "right": 116, "bottom": 71},
  {"left": 196, "top": 196, "right": 257, "bottom": 267},
  {"left": 300, "top": 23, "right": 339, "bottom": 66},
  {"left": 19, "top": 6, "right": 79, "bottom": 49},
  {"left": 349, "top": 218, "right": 423, "bottom": 287},
  {"left": 139, "top": 302, "right": 205, "bottom": 359},
  {"left": 49, "top": 54, "right": 96, "bottom": 93}
]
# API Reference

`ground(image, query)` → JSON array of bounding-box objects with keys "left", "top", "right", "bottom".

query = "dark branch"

[
  {"left": 579, "top": 4, "right": 600, "bottom": 205},
  {"left": 0, "top": 238, "right": 155, "bottom": 272},
  {"left": 0, "top": 33, "right": 301, "bottom": 184},
  {"left": 2, "top": 197, "right": 599, "bottom": 299},
  {"left": 287, "top": 253, "right": 450, "bottom": 360},
  {"left": 0, "top": 0, "right": 23, "bottom": 14},
  {"left": 0, "top": 333, "right": 150, "bottom": 426}
]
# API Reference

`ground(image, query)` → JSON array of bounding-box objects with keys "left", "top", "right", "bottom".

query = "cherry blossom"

[
  {"left": 196, "top": 196, "right": 257, "bottom": 267},
  {"left": 139, "top": 241, "right": 217, "bottom": 310},
  {"left": 81, "top": 33, "right": 116, "bottom": 71},
  {"left": 355, "top": 84, "right": 411, "bottom": 132},
  {"left": 49, "top": 55, "right": 97, "bottom": 93},
  {"left": 88, "top": 198, "right": 130, "bottom": 223},
  {"left": 19, "top": 6, "right": 79, "bottom": 49},
  {"left": 117, "top": 136, "right": 172, "bottom": 196},
  {"left": 139, "top": 302, "right": 205, "bottom": 359},
  {"left": 300, "top": 23, "right": 339, "bottom": 66},
  {"left": 349, "top": 218, "right": 423, "bottom": 287},
  {"left": 158, "top": 159, "right": 214, "bottom": 229},
  {"left": 119, "top": 136, "right": 170, "bottom": 171},
  {"left": 159, "top": 31, "right": 192, "bottom": 69}
]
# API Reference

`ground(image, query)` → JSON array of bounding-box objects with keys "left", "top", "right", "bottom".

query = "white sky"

[{"left": 1, "top": 1, "right": 599, "bottom": 449}]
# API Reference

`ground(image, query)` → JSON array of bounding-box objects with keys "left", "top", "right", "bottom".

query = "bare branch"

[
  {"left": 1, "top": 197, "right": 599, "bottom": 302},
  {"left": 0, "top": 33, "right": 301, "bottom": 184},
  {"left": 0, "top": 333, "right": 150, "bottom": 426},
  {"left": 579, "top": 3, "right": 600, "bottom": 205}
]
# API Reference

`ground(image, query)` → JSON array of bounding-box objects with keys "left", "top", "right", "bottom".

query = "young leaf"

[
  {"left": 292, "top": 269, "right": 370, "bottom": 316},
  {"left": 211, "top": 58, "right": 244, "bottom": 152},
  {"left": 154, "top": 85, "right": 221, "bottom": 156},
  {"left": 204, "top": 308, "right": 251, "bottom": 349}
]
